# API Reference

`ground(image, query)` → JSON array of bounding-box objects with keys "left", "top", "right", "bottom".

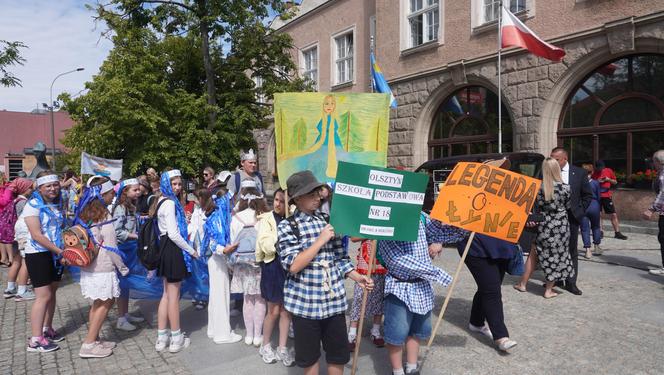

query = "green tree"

[
  {"left": 63, "top": 1, "right": 308, "bottom": 176},
  {"left": 0, "top": 40, "right": 27, "bottom": 87}
]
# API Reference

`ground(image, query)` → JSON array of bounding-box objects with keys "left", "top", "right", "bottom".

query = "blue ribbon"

[
  {"left": 159, "top": 172, "right": 192, "bottom": 272},
  {"left": 201, "top": 192, "right": 232, "bottom": 260},
  {"left": 28, "top": 191, "right": 65, "bottom": 271}
]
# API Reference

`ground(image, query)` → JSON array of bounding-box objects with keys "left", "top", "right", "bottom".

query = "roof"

[
  {"left": 0, "top": 110, "right": 74, "bottom": 156},
  {"left": 270, "top": 0, "right": 331, "bottom": 30}
]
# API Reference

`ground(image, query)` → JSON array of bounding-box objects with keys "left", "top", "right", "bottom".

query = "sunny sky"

[{"left": 0, "top": 0, "right": 112, "bottom": 112}]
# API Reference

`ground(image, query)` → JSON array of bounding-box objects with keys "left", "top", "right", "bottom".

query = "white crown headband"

[
  {"left": 99, "top": 180, "right": 115, "bottom": 194},
  {"left": 36, "top": 174, "right": 59, "bottom": 187},
  {"left": 121, "top": 178, "right": 139, "bottom": 188},
  {"left": 240, "top": 179, "right": 257, "bottom": 189},
  {"left": 241, "top": 149, "right": 256, "bottom": 161},
  {"left": 240, "top": 193, "right": 263, "bottom": 203},
  {"left": 165, "top": 169, "right": 181, "bottom": 179}
]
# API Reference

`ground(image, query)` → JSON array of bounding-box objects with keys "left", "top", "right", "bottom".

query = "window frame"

[
  {"left": 331, "top": 27, "right": 356, "bottom": 87},
  {"left": 471, "top": 0, "right": 531, "bottom": 31},
  {"left": 407, "top": 0, "right": 440, "bottom": 48},
  {"left": 301, "top": 44, "right": 319, "bottom": 91}
]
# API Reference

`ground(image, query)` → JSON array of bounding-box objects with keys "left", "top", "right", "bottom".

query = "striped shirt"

[{"left": 277, "top": 210, "right": 354, "bottom": 319}]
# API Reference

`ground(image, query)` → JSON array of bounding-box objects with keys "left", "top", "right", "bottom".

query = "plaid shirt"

[
  {"left": 277, "top": 210, "right": 354, "bottom": 319},
  {"left": 652, "top": 169, "right": 664, "bottom": 215},
  {"left": 378, "top": 214, "right": 467, "bottom": 315}
]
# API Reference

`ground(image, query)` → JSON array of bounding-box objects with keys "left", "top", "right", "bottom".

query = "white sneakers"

[
  {"left": 116, "top": 319, "right": 137, "bottom": 331},
  {"left": 155, "top": 335, "right": 169, "bottom": 352},
  {"left": 169, "top": 334, "right": 190, "bottom": 353},
  {"left": 126, "top": 314, "right": 145, "bottom": 323},
  {"left": 259, "top": 344, "right": 295, "bottom": 367},
  {"left": 468, "top": 323, "right": 493, "bottom": 339},
  {"left": 252, "top": 336, "right": 262, "bottom": 347},
  {"left": 649, "top": 267, "right": 664, "bottom": 275},
  {"left": 244, "top": 335, "right": 253, "bottom": 346}
]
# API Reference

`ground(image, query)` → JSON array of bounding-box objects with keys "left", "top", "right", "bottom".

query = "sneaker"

[
  {"left": 649, "top": 267, "right": 664, "bottom": 276},
  {"left": 43, "top": 328, "right": 65, "bottom": 342},
  {"left": 79, "top": 342, "right": 112, "bottom": 358},
  {"left": 497, "top": 338, "right": 518, "bottom": 352},
  {"left": 125, "top": 314, "right": 144, "bottom": 323},
  {"left": 14, "top": 290, "right": 36, "bottom": 302},
  {"left": 614, "top": 232, "right": 628, "bottom": 240},
  {"left": 276, "top": 347, "right": 295, "bottom": 367},
  {"left": 3, "top": 287, "right": 16, "bottom": 299},
  {"left": 593, "top": 244, "right": 603, "bottom": 256},
  {"left": 468, "top": 323, "right": 493, "bottom": 339},
  {"left": 259, "top": 344, "right": 278, "bottom": 364},
  {"left": 116, "top": 319, "right": 137, "bottom": 331},
  {"left": 168, "top": 334, "right": 190, "bottom": 353},
  {"left": 405, "top": 369, "right": 420, "bottom": 375},
  {"left": 252, "top": 335, "right": 262, "bottom": 347},
  {"left": 244, "top": 335, "right": 254, "bottom": 346},
  {"left": 155, "top": 335, "right": 170, "bottom": 352},
  {"left": 98, "top": 340, "right": 116, "bottom": 349},
  {"left": 27, "top": 337, "right": 59, "bottom": 353}
]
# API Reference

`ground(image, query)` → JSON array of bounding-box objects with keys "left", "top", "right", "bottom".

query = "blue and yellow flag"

[{"left": 370, "top": 53, "right": 397, "bottom": 108}]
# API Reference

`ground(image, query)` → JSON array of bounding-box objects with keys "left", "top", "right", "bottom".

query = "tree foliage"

[
  {"left": 62, "top": 0, "right": 308, "bottom": 176},
  {"left": 0, "top": 40, "right": 27, "bottom": 87}
]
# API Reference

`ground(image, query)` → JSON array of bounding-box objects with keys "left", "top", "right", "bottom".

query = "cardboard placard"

[
  {"left": 330, "top": 161, "right": 428, "bottom": 242},
  {"left": 430, "top": 162, "right": 541, "bottom": 243}
]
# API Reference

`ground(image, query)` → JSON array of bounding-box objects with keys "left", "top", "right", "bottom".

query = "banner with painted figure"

[
  {"left": 274, "top": 93, "right": 390, "bottom": 187},
  {"left": 80, "top": 152, "right": 123, "bottom": 181}
]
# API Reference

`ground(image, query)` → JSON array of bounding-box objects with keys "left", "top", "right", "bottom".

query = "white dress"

[{"left": 207, "top": 245, "right": 235, "bottom": 343}]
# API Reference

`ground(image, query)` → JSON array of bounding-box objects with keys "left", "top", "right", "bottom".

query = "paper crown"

[
  {"left": 240, "top": 179, "right": 257, "bottom": 189},
  {"left": 120, "top": 178, "right": 139, "bottom": 188},
  {"left": 165, "top": 169, "right": 181, "bottom": 179},
  {"left": 36, "top": 174, "right": 59, "bottom": 187},
  {"left": 240, "top": 149, "right": 256, "bottom": 161},
  {"left": 99, "top": 180, "right": 115, "bottom": 194}
]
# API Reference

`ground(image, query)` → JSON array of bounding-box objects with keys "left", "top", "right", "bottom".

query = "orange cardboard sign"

[{"left": 430, "top": 162, "right": 541, "bottom": 243}]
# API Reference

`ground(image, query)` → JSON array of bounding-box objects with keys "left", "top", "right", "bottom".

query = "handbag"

[{"left": 507, "top": 246, "right": 525, "bottom": 276}]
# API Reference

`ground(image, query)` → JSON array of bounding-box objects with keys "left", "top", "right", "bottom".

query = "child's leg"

[
  {"left": 278, "top": 306, "right": 290, "bottom": 349},
  {"left": 243, "top": 294, "right": 255, "bottom": 338},
  {"left": 166, "top": 281, "right": 182, "bottom": 331},
  {"left": 253, "top": 295, "right": 266, "bottom": 338},
  {"left": 44, "top": 282, "right": 59, "bottom": 330},
  {"left": 383, "top": 294, "right": 411, "bottom": 373},
  {"left": 17, "top": 258, "right": 29, "bottom": 288},
  {"left": 158, "top": 278, "right": 169, "bottom": 330},
  {"left": 85, "top": 299, "right": 114, "bottom": 344},
  {"left": 405, "top": 337, "right": 420, "bottom": 370},
  {"left": 387, "top": 344, "right": 404, "bottom": 373},
  {"left": 117, "top": 296, "right": 129, "bottom": 318},
  {"left": 262, "top": 301, "right": 280, "bottom": 346},
  {"left": 0, "top": 243, "right": 9, "bottom": 264},
  {"left": 30, "top": 285, "right": 53, "bottom": 337},
  {"left": 348, "top": 282, "right": 363, "bottom": 341},
  {"left": 6, "top": 247, "right": 20, "bottom": 284}
]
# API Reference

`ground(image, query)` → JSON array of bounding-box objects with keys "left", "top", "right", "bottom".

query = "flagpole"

[
  {"left": 497, "top": 2, "right": 503, "bottom": 154},
  {"left": 370, "top": 35, "right": 375, "bottom": 93}
]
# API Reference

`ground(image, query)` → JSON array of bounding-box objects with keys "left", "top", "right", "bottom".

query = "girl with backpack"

[
  {"left": 2, "top": 178, "right": 34, "bottom": 300},
  {"left": 224, "top": 180, "right": 268, "bottom": 347},
  {"left": 112, "top": 178, "right": 146, "bottom": 331},
  {"left": 74, "top": 177, "right": 129, "bottom": 358},
  {"left": 23, "top": 171, "right": 67, "bottom": 353},
  {"left": 153, "top": 169, "right": 199, "bottom": 353}
]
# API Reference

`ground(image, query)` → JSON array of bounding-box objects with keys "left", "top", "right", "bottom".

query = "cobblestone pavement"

[{"left": 1, "top": 232, "right": 662, "bottom": 375}]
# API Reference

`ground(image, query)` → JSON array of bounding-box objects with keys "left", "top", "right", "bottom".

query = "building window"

[
  {"left": 8, "top": 159, "right": 23, "bottom": 179},
  {"left": 558, "top": 54, "right": 664, "bottom": 188},
  {"left": 483, "top": 0, "right": 526, "bottom": 24},
  {"left": 302, "top": 46, "right": 318, "bottom": 90},
  {"left": 408, "top": 0, "right": 439, "bottom": 47},
  {"left": 429, "top": 86, "right": 513, "bottom": 158},
  {"left": 334, "top": 32, "right": 353, "bottom": 85},
  {"left": 253, "top": 76, "right": 267, "bottom": 103}
]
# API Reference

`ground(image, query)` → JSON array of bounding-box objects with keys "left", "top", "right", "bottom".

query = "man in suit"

[{"left": 550, "top": 147, "right": 593, "bottom": 295}]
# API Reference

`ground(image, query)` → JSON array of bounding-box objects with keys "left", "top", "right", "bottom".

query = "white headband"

[
  {"left": 165, "top": 169, "right": 181, "bottom": 179},
  {"left": 121, "top": 178, "right": 139, "bottom": 188},
  {"left": 36, "top": 174, "right": 59, "bottom": 187},
  {"left": 240, "top": 149, "right": 256, "bottom": 161},
  {"left": 240, "top": 193, "right": 263, "bottom": 203},
  {"left": 240, "top": 179, "right": 257, "bottom": 189},
  {"left": 100, "top": 180, "right": 115, "bottom": 194}
]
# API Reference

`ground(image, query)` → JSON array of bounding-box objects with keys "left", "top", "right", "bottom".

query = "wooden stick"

[
  {"left": 426, "top": 231, "right": 476, "bottom": 349},
  {"left": 350, "top": 240, "right": 377, "bottom": 375}
]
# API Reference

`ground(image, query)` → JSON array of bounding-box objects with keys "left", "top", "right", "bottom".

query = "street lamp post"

[{"left": 49, "top": 67, "right": 84, "bottom": 172}]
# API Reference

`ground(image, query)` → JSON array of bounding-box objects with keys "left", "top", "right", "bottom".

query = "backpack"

[
  {"left": 62, "top": 225, "right": 98, "bottom": 267},
  {"left": 137, "top": 199, "right": 168, "bottom": 270},
  {"left": 0, "top": 197, "right": 20, "bottom": 243},
  {"left": 233, "top": 171, "right": 265, "bottom": 195},
  {"left": 229, "top": 215, "right": 258, "bottom": 265}
]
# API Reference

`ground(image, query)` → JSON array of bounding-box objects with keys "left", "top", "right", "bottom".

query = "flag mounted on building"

[
  {"left": 501, "top": 6, "right": 565, "bottom": 62},
  {"left": 370, "top": 53, "right": 397, "bottom": 108}
]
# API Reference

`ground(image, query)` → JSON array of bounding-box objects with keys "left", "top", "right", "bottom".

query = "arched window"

[
  {"left": 429, "top": 86, "right": 513, "bottom": 158},
  {"left": 559, "top": 54, "right": 664, "bottom": 185}
]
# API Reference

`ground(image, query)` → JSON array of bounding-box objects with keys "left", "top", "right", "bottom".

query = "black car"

[{"left": 415, "top": 152, "right": 545, "bottom": 214}]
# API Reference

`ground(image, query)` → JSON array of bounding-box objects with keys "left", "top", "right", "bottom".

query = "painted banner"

[
  {"left": 430, "top": 162, "right": 541, "bottom": 243},
  {"left": 80, "top": 152, "right": 123, "bottom": 181},
  {"left": 330, "top": 161, "right": 428, "bottom": 242},
  {"left": 274, "top": 93, "right": 390, "bottom": 187}
]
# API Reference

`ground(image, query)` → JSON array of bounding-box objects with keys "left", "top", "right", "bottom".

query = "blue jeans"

[
  {"left": 581, "top": 206, "right": 601, "bottom": 248},
  {"left": 383, "top": 294, "right": 432, "bottom": 346}
]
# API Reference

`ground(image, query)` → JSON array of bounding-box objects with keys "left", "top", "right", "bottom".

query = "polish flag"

[{"left": 501, "top": 7, "right": 565, "bottom": 62}]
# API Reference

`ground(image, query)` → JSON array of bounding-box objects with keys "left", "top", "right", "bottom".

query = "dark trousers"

[
  {"left": 659, "top": 215, "right": 664, "bottom": 267},
  {"left": 567, "top": 219, "right": 580, "bottom": 285},
  {"left": 464, "top": 255, "right": 509, "bottom": 340}
]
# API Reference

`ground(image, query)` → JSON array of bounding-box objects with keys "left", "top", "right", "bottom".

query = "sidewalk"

[{"left": 1, "top": 232, "right": 662, "bottom": 374}]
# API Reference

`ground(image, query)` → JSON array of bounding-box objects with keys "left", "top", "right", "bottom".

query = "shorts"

[
  {"left": 25, "top": 251, "right": 63, "bottom": 288},
  {"left": 600, "top": 197, "right": 616, "bottom": 214},
  {"left": 291, "top": 313, "right": 349, "bottom": 368},
  {"left": 383, "top": 294, "right": 432, "bottom": 346}
]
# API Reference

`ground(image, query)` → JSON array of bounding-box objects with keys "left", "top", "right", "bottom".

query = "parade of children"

[{"left": 1, "top": 148, "right": 662, "bottom": 375}]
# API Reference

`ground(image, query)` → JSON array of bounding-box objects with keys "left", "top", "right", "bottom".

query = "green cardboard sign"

[{"left": 329, "top": 161, "right": 429, "bottom": 241}]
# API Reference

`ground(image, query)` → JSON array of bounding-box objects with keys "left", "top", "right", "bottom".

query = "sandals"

[
  {"left": 543, "top": 291, "right": 559, "bottom": 299},
  {"left": 513, "top": 284, "right": 526, "bottom": 293}
]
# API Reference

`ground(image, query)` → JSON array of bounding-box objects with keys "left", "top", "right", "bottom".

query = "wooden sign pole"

[
  {"left": 425, "top": 232, "right": 476, "bottom": 350},
  {"left": 350, "top": 240, "right": 377, "bottom": 375}
]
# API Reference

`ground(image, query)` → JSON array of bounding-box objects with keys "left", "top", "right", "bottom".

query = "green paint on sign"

[{"left": 330, "top": 161, "right": 429, "bottom": 241}]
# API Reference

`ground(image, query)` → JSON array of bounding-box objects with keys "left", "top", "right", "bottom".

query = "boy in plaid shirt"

[{"left": 277, "top": 171, "right": 373, "bottom": 375}]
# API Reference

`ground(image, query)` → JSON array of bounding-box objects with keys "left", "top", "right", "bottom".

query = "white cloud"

[{"left": 0, "top": 0, "right": 112, "bottom": 111}]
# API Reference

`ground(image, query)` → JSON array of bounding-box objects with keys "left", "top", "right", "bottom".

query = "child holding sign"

[
  {"left": 277, "top": 170, "right": 373, "bottom": 375},
  {"left": 378, "top": 213, "right": 465, "bottom": 375}
]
